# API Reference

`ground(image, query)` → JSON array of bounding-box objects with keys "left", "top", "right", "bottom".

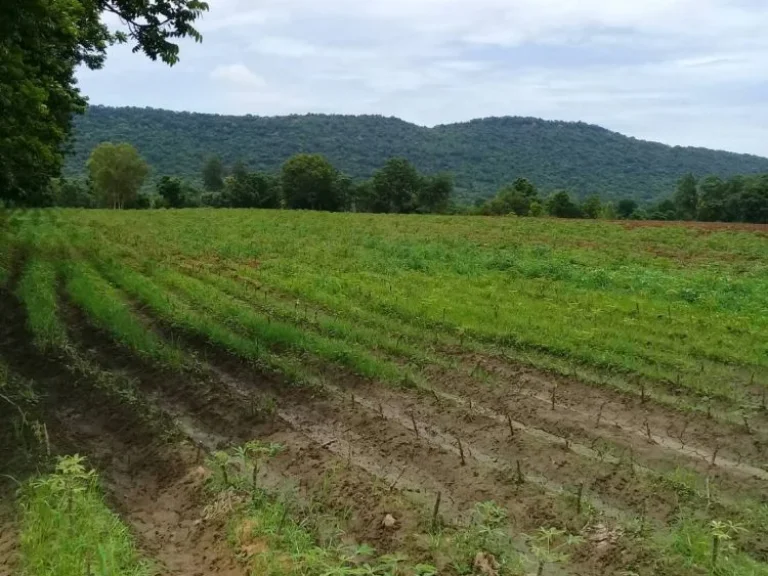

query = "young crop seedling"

[
  {"left": 528, "top": 527, "right": 585, "bottom": 576},
  {"left": 710, "top": 520, "right": 747, "bottom": 568}
]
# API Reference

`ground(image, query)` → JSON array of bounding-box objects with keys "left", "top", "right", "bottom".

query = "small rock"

[
  {"left": 381, "top": 514, "right": 397, "bottom": 529},
  {"left": 473, "top": 551, "right": 500, "bottom": 576}
]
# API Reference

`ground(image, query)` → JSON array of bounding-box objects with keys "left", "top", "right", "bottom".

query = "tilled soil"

[{"left": 3, "top": 279, "right": 768, "bottom": 575}]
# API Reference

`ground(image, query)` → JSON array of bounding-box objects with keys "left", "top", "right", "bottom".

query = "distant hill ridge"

[{"left": 67, "top": 105, "right": 768, "bottom": 202}]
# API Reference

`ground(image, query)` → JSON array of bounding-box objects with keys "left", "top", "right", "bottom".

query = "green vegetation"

[
  {"left": 63, "top": 260, "right": 184, "bottom": 367},
  {"left": 18, "top": 455, "right": 152, "bottom": 576},
  {"left": 88, "top": 143, "right": 149, "bottom": 210},
  {"left": 16, "top": 257, "right": 68, "bottom": 350},
  {"left": 660, "top": 517, "right": 767, "bottom": 576},
  {"left": 1, "top": 1, "right": 207, "bottom": 206},
  {"left": 669, "top": 172, "right": 768, "bottom": 224},
  {"left": 13, "top": 207, "right": 767, "bottom": 410},
  {"left": 64, "top": 106, "right": 768, "bottom": 203},
  {"left": 210, "top": 444, "right": 527, "bottom": 576},
  {"left": 3, "top": 209, "right": 767, "bottom": 576}
]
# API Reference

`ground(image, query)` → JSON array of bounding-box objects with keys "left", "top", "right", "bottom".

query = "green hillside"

[{"left": 67, "top": 105, "right": 768, "bottom": 202}]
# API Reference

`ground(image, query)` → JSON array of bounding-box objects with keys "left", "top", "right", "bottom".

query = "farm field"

[{"left": 1, "top": 208, "right": 768, "bottom": 576}]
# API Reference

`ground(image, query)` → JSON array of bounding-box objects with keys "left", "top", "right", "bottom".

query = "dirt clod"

[{"left": 473, "top": 551, "right": 500, "bottom": 576}]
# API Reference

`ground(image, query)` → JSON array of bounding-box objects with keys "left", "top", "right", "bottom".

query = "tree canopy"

[
  {"left": 282, "top": 154, "right": 343, "bottom": 212},
  {"left": 88, "top": 142, "right": 148, "bottom": 209},
  {"left": 0, "top": 0, "right": 207, "bottom": 206}
]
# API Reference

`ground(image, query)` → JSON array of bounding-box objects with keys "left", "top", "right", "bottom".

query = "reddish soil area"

[{"left": 616, "top": 219, "right": 768, "bottom": 234}]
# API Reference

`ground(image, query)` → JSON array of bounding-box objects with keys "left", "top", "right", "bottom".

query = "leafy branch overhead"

[
  {"left": 96, "top": 0, "right": 209, "bottom": 65},
  {"left": 0, "top": 0, "right": 208, "bottom": 205}
]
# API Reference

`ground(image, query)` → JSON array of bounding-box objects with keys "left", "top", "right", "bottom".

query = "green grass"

[
  {"left": 16, "top": 257, "right": 68, "bottom": 350},
  {"left": 7, "top": 209, "right": 768, "bottom": 576},
  {"left": 210, "top": 444, "right": 526, "bottom": 576},
  {"left": 18, "top": 455, "right": 152, "bottom": 576},
  {"left": 0, "top": 213, "right": 10, "bottom": 288},
  {"left": 91, "top": 256, "right": 319, "bottom": 384},
  {"left": 153, "top": 267, "right": 408, "bottom": 383},
  {"left": 59, "top": 209, "right": 765, "bottom": 402},
  {"left": 659, "top": 516, "right": 768, "bottom": 576},
  {"left": 64, "top": 260, "right": 185, "bottom": 368}
]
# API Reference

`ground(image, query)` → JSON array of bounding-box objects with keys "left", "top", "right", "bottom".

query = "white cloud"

[
  {"left": 251, "top": 37, "right": 317, "bottom": 58},
  {"left": 77, "top": 0, "right": 768, "bottom": 156},
  {"left": 210, "top": 64, "right": 266, "bottom": 88}
]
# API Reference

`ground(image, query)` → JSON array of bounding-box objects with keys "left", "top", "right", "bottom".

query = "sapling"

[
  {"left": 710, "top": 520, "right": 746, "bottom": 568},
  {"left": 677, "top": 419, "right": 689, "bottom": 449},
  {"left": 742, "top": 409, "right": 751, "bottom": 434},
  {"left": 240, "top": 441, "right": 284, "bottom": 492},
  {"left": 213, "top": 450, "right": 230, "bottom": 487},
  {"left": 528, "top": 527, "right": 584, "bottom": 576},
  {"left": 644, "top": 417, "right": 653, "bottom": 443},
  {"left": 710, "top": 446, "right": 720, "bottom": 468}
]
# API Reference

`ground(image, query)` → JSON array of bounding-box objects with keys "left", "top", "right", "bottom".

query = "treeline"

[
  {"left": 41, "top": 142, "right": 768, "bottom": 224},
  {"left": 474, "top": 174, "right": 768, "bottom": 223},
  {"left": 45, "top": 143, "right": 454, "bottom": 213},
  {"left": 666, "top": 173, "right": 768, "bottom": 223}
]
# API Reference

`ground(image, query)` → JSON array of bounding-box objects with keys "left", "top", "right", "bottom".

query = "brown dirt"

[
  {"left": 6, "top": 259, "right": 768, "bottom": 576},
  {"left": 0, "top": 504, "right": 17, "bottom": 576},
  {"left": 67, "top": 285, "right": 768, "bottom": 572},
  {"left": 52, "top": 406, "right": 245, "bottom": 576},
  {"left": 64, "top": 307, "right": 430, "bottom": 556},
  {"left": 430, "top": 352, "right": 768, "bottom": 481},
  {"left": 616, "top": 219, "right": 768, "bottom": 234},
  {"left": 0, "top": 287, "right": 247, "bottom": 576}
]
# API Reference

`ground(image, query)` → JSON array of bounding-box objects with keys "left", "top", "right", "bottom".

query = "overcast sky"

[{"left": 77, "top": 0, "right": 768, "bottom": 157}]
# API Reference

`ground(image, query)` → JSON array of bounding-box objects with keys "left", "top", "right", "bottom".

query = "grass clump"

[
  {"left": 429, "top": 501, "right": 526, "bottom": 576},
  {"left": 16, "top": 257, "right": 68, "bottom": 350},
  {"left": 208, "top": 443, "right": 442, "bottom": 576},
  {"left": 156, "top": 268, "right": 407, "bottom": 383},
  {"left": 658, "top": 515, "right": 768, "bottom": 576},
  {"left": 64, "top": 260, "right": 184, "bottom": 368},
  {"left": 18, "top": 454, "right": 152, "bottom": 576}
]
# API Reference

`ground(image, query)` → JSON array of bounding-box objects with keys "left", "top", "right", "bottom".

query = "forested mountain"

[{"left": 66, "top": 106, "right": 768, "bottom": 202}]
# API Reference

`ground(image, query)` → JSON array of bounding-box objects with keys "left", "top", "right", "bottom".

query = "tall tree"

[
  {"left": 157, "top": 176, "right": 185, "bottom": 208},
  {"left": 282, "top": 154, "right": 341, "bottom": 211},
  {"left": 739, "top": 175, "right": 768, "bottom": 223},
  {"left": 697, "top": 175, "right": 728, "bottom": 222},
  {"left": 88, "top": 142, "right": 148, "bottom": 209},
  {"left": 231, "top": 160, "right": 248, "bottom": 182},
  {"left": 0, "top": 0, "right": 207, "bottom": 205},
  {"left": 202, "top": 156, "right": 225, "bottom": 192},
  {"left": 674, "top": 173, "right": 698, "bottom": 220},
  {"left": 222, "top": 170, "right": 281, "bottom": 209},
  {"left": 512, "top": 177, "right": 538, "bottom": 198},
  {"left": 371, "top": 158, "right": 422, "bottom": 214},
  {"left": 616, "top": 199, "right": 638, "bottom": 219},
  {"left": 418, "top": 173, "right": 453, "bottom": 213},
  {"left": 546, "top": 191, "right": 582, "bottom": 218},
  {"left": 580, "top": 195, "right": 602, "bottom": 219}
]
